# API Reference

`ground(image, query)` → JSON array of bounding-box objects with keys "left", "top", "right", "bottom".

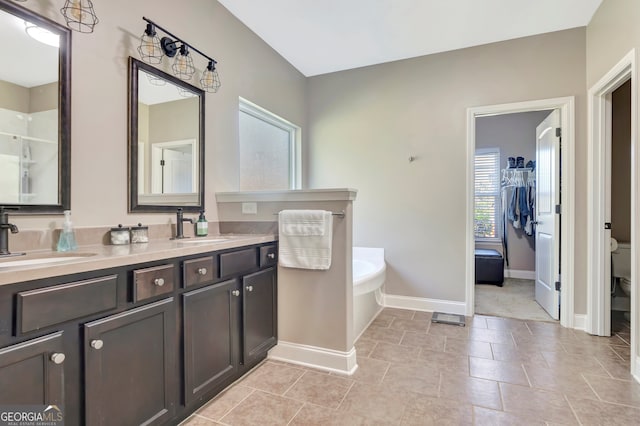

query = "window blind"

[{"left": 474, "top": 149, "right": 500, "bottom": 239}]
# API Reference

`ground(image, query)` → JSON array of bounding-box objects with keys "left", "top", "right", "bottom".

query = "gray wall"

[
  {"left": 307, "top": 29, "right": 586, "bottom": 304},
  {"left": 0, "top": 81, "right": 57, "bottom": 113},
  {"left": 475, "top": 111, "right": 552, "bottom": 272},
  {"left": 15, "top": 0, "right": 307, "bottom": 229}
]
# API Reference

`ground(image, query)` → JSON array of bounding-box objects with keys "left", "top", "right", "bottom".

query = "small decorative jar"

[
  {"left": 130, "top": 223, "right": 149, "bottom": 244},
  {"left": 110, "top": 224, "right": 130, "bottom": 245}
]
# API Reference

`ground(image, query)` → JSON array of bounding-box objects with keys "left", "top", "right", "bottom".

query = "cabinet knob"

[
  {"left": 267, "top": 253, "right": 275, "bottom": 259},
  {"left": 232, "top": 290, "right": 240, "bottom": 297},
  {"left": 246, "top": 285, "right": 254, "bottom": 292},
  {"left": 91, "top": 339, "right": 104, "bottom": 350},
  {"left": 50, "top": 353, "right": 65, "bottom": 365},
  {"left": 197, "top": 267, "right": 207, "bottom": 276},
  {"left": 154, "top": 277, "right": 165, "bottom": 287}
]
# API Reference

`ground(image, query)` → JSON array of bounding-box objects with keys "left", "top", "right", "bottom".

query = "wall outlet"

[{"left": 242, "top": 202, "right": 257, "bottom": 214}]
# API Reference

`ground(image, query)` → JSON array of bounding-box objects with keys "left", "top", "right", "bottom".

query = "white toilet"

[{"left": 612, "top": 241, "right": 632, "bottom": 297}]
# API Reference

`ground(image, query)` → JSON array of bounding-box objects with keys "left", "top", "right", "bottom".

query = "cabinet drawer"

[
  {"left": 259, "top": 244, "right": 278, "bottom": 268},
  {"left": 133, "top": 264, "right": 175, "bottom": 302},
  {"left": 219, "top": 248, "right": 257, "bottom": 278},
  {"left": 17, "top": 275, "right": 118, "bottom": 334},
  {"left": 183, "top": 256, "right": 217, "bottom": 288}
]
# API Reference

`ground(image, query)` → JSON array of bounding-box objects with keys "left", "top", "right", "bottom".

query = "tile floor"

[{"left": 182, "top": 308, "right": 637, "bottom": 425}]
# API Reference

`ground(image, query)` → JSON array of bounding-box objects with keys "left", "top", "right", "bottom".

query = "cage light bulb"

[
  {"left": 145, "top": 38, "right": 154, "bottom": 55},
  {"left": 179, "top": 56, "right": 188, "bottom": 73},
  {"left": 70, "top": 0, "right": 84, "bottom": 21}
]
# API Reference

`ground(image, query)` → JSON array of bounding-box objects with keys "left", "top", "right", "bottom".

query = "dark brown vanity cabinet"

[
  {"left": 0, "top": 242, "right": 277, "bottom": 425},
  {"left": 182, "top": 250, "right": 278, "bottom": 407},
  {"left": 183, "top": 279, "right": 240, "bottom": 404},
  {"left": 243, "top": 267, "right": 277, "bottom": 365},
  {"left": 84, "top": 297, "right": 175, "bottom": 426},
  {"left": 0, "top": 331, "right": 65, "bottom": 406}
]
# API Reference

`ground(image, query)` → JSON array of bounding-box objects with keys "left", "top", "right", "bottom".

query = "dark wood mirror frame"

[
  {"left": 128, "top": 57, "right": 205, "bottom": 213},
  {"left": 0, "top": 0, "right": 71, "bottom": 214}
]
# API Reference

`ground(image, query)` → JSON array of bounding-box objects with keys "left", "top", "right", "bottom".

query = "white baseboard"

[
  {"left": 504, "top": 269, "right": 536, "bottom": 280},
  {"left": 382, "top": 293, "right": 466, "bottom": 315},
  {"left": 268, "top": 341, "right": 358, "bottom": 375},
  {"left": 573, "top": 314, "right": 587, "bottom": 331}
]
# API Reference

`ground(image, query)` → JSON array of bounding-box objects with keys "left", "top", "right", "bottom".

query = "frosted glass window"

[{"left": 239, "top": 99, "right": 300, "bottom": 190}]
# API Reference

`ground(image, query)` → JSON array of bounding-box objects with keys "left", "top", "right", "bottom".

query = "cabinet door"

[
  {"left": 0, "top": 332, "right": 65, "bottom": 406},
  {"left": 84, "top": 298, "right": 174, "bottom": 426},
  {"left": 183, "top": 279, "right": 239, "bottom": 404},
  {"left": 243, "top": 268, "right": 277, "bottom": 365}
]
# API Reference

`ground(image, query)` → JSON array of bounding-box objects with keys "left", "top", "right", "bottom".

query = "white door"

[
  {"left": 535, "top": 110, "right": 561, "bottom": 319},
  {"left": 162, "top": 148, "right": 193, "bottom": 193}
]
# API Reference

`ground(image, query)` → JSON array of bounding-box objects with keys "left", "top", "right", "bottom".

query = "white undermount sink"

[
  {"left": 177, "top": 238, "right": 230, "bottom": 244},
  {"left": 0, "top": 253, "right": 96, "bottom": 269}
]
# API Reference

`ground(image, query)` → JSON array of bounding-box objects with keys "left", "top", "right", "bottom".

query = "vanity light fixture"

[
  {"left": 200, "top": 60, "right": 221, "bottom": 93},
  {"left": 139, "top": 17, "right": 221, "bottom": 92},
  {"left": 12, "top": 1, "right": 99, "bottom": 33},
  {"left": 60, "top": 0, "right": 99, "bottom": 33},
  {"left": 137, "top": 23, "right": 163, "bottom": 64},
  {"left": 172, "top": 44, "right": 196, "bottom": 80}
]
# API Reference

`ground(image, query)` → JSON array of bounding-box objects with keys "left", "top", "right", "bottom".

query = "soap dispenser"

[
  {"left": 57, "top": 210, "right": 78, "bottom": 252},
  {"left": 196, "top": 211, "right": 208, "bottom": 237}
]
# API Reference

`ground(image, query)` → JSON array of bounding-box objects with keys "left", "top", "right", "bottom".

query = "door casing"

[
  {"left": 466, "top": 97, "right": 576, "bottom": 329},
  {"left": 587, "top": 49, "right": 637, "bottom": 379}
]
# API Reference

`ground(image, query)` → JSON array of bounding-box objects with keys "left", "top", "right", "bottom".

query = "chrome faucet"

[
  {"left": 0, "top": 207, "right": 24, "bottom": 257},
  {"left": 173, "top": 208, "right": 193, "bottom": 239}
]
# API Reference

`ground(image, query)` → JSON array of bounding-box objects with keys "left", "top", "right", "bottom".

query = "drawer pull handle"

[
  {"left": 50, "top": 353, "right": 65, "bottom": 364},
  {"left": 154, "top": 278, "right": 165, "bottom": 287},
  {"left": 91, "top": 339, "right": 104, "bottom": 350},
  {"left": 246, "top": 285, "right": 254, "bottom": 292},
  {"left": 267, "top": 253, "right": 275, "bottom": 259},
  {"left": 197, "top": 267, "right": 208, "bottom": 276},
  {"left": 232, "top": 290, "right": 240, "bottom": 297}
]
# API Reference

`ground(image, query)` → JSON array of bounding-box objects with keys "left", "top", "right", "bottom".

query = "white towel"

[{"left": 278, "top": 210, "right": 333, "bottom": 270}]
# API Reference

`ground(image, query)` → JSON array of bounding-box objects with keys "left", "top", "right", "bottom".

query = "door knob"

[
  {"left": 232, "top": 290, "right": 240, "bottom": 297},
  {"left": 246, "top": 285, "right": 254, "bottom": 292},
  {"left": 197, "top": 267, "right": 207, "bottom": 276},
  {"left": 154, "top": 277, "right": 165, "bottom": 286},
  {"left": 91, "top": 339, "right": 104, "bottom": 350},
  {"left": 267, "top": 253, "right": 275, "bottom": 259},
  {"left": 50, "top": 353, "right": 65, "bottom": 364}
]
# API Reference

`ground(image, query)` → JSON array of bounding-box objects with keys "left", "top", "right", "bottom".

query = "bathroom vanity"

[{"left": 0, "top": 237, "right": 277, "bottom": 425}]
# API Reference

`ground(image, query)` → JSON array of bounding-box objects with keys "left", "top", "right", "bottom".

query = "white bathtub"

[{"left": 353, "top": 247, "right": 386, "bottom": 339}]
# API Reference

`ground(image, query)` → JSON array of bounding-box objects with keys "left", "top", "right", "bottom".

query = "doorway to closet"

[
  {"left": 466, "top": 97, "right": 576, "bottom": 327},
  {"left": 474, "top": 110, "right": 556, "bottom": 321}
]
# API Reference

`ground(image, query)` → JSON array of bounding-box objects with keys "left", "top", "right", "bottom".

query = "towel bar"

[{"left": 274, "top": 210, "right": 345, "bottom": 219}]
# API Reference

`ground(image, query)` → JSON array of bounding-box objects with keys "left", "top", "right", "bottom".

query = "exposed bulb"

[
  {"left": 70, "top": 0, "right": 84, "bottom": 21},
  {"left": 178, "top": 55, "right": 188, "bottom": 73}
]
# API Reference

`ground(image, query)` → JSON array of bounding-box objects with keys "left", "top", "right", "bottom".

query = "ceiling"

[
  {"left": 0, "top": 10, "right": 59, "bottom": 88},
  {"left": 218, "top": 0, "right": 603, "bottom": 77}
]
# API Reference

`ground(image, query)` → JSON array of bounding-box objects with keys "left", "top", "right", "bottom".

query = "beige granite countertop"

[{"left": 0, "top": 234, "right": 277, "bottom": 286}]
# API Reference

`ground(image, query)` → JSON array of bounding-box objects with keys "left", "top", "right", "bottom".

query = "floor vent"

[{"left": 431, "top": 312, "right": 466, "bottom": 327}]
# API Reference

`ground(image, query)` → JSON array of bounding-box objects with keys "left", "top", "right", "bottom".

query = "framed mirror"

[
  {"left": 128, "top": 57, "right": 205, "bottom": 213},
  {"left": 0, "top": 0, "right": 71, "bottom": 214}
]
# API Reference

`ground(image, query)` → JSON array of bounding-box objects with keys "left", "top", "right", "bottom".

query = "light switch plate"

[{"left": 242, "top": 202, "right": 257, "bottom": 214}]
